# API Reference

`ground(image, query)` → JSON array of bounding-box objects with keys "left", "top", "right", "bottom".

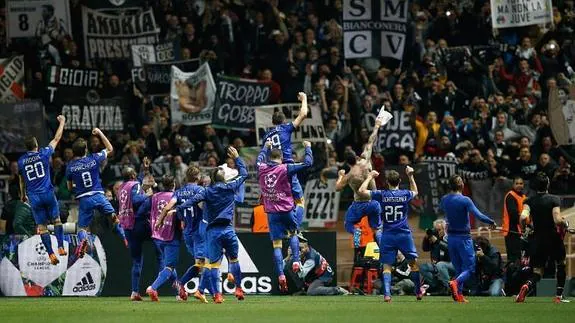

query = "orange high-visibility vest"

[
  {"left": 350, "top": 216, "right": 375, "bottom": 248},
  {"left": 252, "top": 205, "right": 269, "bottom": 233},
  {"left": 502, "top": 190, "right": 526, "bottom": 236}
]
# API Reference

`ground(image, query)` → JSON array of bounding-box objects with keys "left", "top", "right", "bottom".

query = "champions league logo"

[
  {"left": 34, "top": 243, "right": 47, "bottom": 256},
  {"left": 264, "top": 174, "right": 279, "bottom": 188}
]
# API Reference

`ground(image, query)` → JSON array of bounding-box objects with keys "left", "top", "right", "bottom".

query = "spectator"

[
  {"left": 2, "top": 186, "right": 35, "bottom": 236},
  {"left": 173, "top": 155, "right": 188, "bottom": 186}
]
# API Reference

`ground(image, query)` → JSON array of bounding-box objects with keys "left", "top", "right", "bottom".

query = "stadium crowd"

[{"left": 1, "top": 0, "right": 575, "bottom": 299}]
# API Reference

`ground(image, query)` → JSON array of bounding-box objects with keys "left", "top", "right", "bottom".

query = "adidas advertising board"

[{"left": 0, "top": 234, "right": 107, "bottom": 296}]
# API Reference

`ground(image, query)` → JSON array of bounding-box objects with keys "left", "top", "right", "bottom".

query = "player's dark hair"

[
  {"left": 186, "top": 166, "right": 201, "bottom": 183},
  {"left": 272, "top": 111, "right": 286, "bottom": 125},
  {"left": 513, "top": 176, "right": 524, "bottom": 184},
  {"left": 162, "top": 175, "right": 176, "bottom": 190},
  {"left": 345, "top": 151, "right": 357, "bottom": 165},
  {"left": 42, "top": 4, "right": 55, "bottom": 13},
  {"left": 122, "top": 167, "right": 137, "bottom": 181},
  {"left": 449, "top": 174, "right": 464, "bottom": 192},
  {"left": 386, "top": 170, "right": 401, "bottom": 187},
  {"left": 533, "top": 172, "right": 550, "bottom": 192},
  {"left": 210, "top": 167, "right": 225, "bottom": 184},
  {"left": 72, "top": 138, "right": 87, "bottom": 157},
  {"left": 24, "top": 136, "right": 38, "bottom": 151},
  {"left": 270, "top": 148, "right": 283, "bottom": 160}
]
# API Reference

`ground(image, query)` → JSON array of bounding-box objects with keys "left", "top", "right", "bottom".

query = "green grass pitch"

[{"left": 0, "top": 296, "right": 574, "bottom": 323}]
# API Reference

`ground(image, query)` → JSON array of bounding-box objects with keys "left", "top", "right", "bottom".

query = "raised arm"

[
  {"left": 406, "top": 166, "right": 418, "bottom": 197},
  {"left": 358, "top": 170, "right": 379, "bottom": 200},
  {"left": 257, "top": 141, "right": 272, "bottom": 166},
  {"left": 292, "top": 92, "right": 308, "bottom": 128},
  {"left": 92, "top": 128, "right": 113, "bottom": 156},
  {"left": 287, "top": 142, "right": 313, "bottom": 175},
  {"left": 138, "top": 157, "right": 151, "bottom": 182},
  {"left": 335, "top": 170, "right": 348, "bottom": 192},
  {"left": 156, "top": 198, "right": 178, "bottom": 229},
  {"left": 225, "top": 147, "right": 248, "bottom": 190},
  {"left": 361, "top": 119, "right": 382, "bottom": 161},
  {"left": 49, "top": 115, "right": 66, "bottom": 150},
  {"left": 466, "top": 198, "right": 495, "bottom": 226}
]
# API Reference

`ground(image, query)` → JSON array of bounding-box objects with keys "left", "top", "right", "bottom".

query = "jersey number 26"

[{"left": 384, "top": 205, "right": 403, "bottom": 223}]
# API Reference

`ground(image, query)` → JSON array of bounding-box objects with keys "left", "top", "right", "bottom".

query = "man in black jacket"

[
  {"left": 473, "top": 236, "right": 504, "bottom": 296},
  {"left": 420, "top": 219, "right": 454, "bottom": 295}
]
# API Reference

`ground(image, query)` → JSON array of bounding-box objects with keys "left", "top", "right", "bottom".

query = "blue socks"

[
  {"left": 198, "top": 268, "right": 210, "bottom": 294},
  {"left": 289, "top": 235, "right": 300, "bottom": 264},
  {"left": 131, "top": 256, "right": 143, "bottom": 293},
  {"left": 40, "top": 233, "right": 54, "bottom": 255},
  {"left": 54, "top": 224, "right": 64, "bottom": 249},
  {"left": 209, "top": 268, "right": 220, "bottom": 294},
  {"left": 180, "top": 265, "right": 200, "bottom": 286},
  {"left": 456, "top": 270, "right": 472, "bottom": 294},
  {"left": 411, "top": 271, "right": 421, "bottom": 295},
  {"left": 273, "top": 247, "right": 284, "bottom": 276},
  {"left": 151, "top": 268, "right": 173, "bottom": 290},
  {"left": 229, "top": 261, "right": 242, "bottom": 288},
  {"left": 383, "top": 272, "right": 392, "bottom": 297}
]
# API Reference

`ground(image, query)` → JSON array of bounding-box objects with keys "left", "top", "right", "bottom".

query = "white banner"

[
  {"left": 303, "top": 179, "right": 341, "bottom": 228},
  {"left": 374, "top": 110, "right": 416, "bottom": 152},
  {"left": 342, "top": 0, "right": 408, "bottom": 59},
  {"left": 82, "top": 6, "right": 159, "bottom": 61},
  {"left": 491, "top": 0, "right": 552, "bottom": 29},
  {"left": 0, "top": 55, "right": 25, "bottom": 102},
  {"left": 562, "top": 100, "right": 575, "bottom": 144},
  {"left": 6, "top": 0, "right": 72, "bottom": 40},
  {"left": 131, "top": 42, "right": 178, "bottom": 67},
  {"left": 255, "top": 103, "right": 326, "bottom": 145},
  {"left": 170, "top": 63, "right": 216, "bottom": 126}
]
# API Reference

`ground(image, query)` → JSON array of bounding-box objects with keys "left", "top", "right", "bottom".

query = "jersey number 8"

[
  {"left": 25, "top": 162, "right": 45, "bottom": 181},
  {"left": 384, "top": 205, "right": 403, "bottom": 223},
  {"left": 270, "top": 134, "right": 282, "bottom": 150}
]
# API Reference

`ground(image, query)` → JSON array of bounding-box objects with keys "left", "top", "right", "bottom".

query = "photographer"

[
  {"left": 420, "top": 219, "right": 454, "bottom": 295},
  {"left": 472, "top": 236, "right": 504, "bottom": 296}
]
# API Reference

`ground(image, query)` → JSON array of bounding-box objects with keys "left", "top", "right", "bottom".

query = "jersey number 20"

[
  {"left": 384, "top": 205, "right": 403, "bottom": 222},
  {"left": 25, "top": 162, "right": 45, "bottom": 181}
]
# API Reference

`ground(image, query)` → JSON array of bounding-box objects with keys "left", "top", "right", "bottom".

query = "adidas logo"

[{"left": 73, "top": 272, "right": 96, "bottom": 292}]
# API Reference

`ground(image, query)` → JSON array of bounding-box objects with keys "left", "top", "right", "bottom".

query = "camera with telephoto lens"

[{"left": 426, "top": 228, "right": 438, "bottom": 237}]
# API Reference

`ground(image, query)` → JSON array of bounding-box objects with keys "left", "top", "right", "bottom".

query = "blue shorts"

[
  {"left": 78, "top": 193, "right": 116, "bottom": 228},
  {"left": 184, "top": 228, "right": 206, "bottom": 260},
  {"left": 268, "top": 210, "right": 299, "bottom": 241},
  {"left": 379, "top": 231, "right": 418, "bottom": 265},
  {"left": 154, "top": 238, "right": 180, "bottom": 268},
  {"left": 125, "top": 219, "right": 152, "bottom": 260},
  {"left": 28, "top": 192, "right": 60, "bottom": 225},
  {"left": 206, "top": 224, "right": 238, "bottom": 264},
  {"left": 447, "top": 235, "right": 476, "bottom": 275},
  {"left": 344, "top": 200, "right": 382, "bottom": 233}
]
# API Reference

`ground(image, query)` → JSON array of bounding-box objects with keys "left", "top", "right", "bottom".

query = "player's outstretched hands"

[
  {"left": 375, "top": 118, "right": 382, "bottom": 128},
  {"left": 228, "top": 146, "right": 239, "bottom": 159},
  {"left": 297, "top": 92, "right": 307, "bottom": 102},
  {"left": 56, "top": 115, "right": 66, "bottom": 124},
  {"left": 338, "top": 169, "right": 346, "bottom": 177},
  {"left": 369, "top": 170, "right": 379, "bottom": 178},
  {"left": 303, "top": 141, "right": 311, "bottom": 148},
  {"left": 92, "top": 128, "right": 102, "bottom": 136},
  {"left": 405, "top": 166, "right": 414, "bottom": 176}
]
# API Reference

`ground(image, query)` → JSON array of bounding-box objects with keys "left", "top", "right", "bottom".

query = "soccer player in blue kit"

[
  {"left": 262, "top": 92, "right": 308, "bottom": 228},
  {"left": 178, "top": 147, "right": 248, "bottom": 303},
  {"left": 358, "top": 166, "right": 422, "bottom": 302},
  {"left": 439, "top": 174, "right": 496, "bottom": 303},
  {"left": 18, "top": 115, "right": 67, "bottom": 265},
  {"left": 158, "top": 166, "right": 210, "bottom": 303},
  {"left": 66, "top": 128, "right": 127, "bottom": 258}
]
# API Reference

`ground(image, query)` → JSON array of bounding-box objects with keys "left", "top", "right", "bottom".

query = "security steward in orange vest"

[{"left": 502, "top": 177, "right": 526, "bottom": 263}]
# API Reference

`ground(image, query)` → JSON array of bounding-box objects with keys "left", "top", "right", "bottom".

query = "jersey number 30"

[
  {"left": 384, "top": 205, "right": 403, "bottom": 222},
  {"left": 25, "top": 162, "right": 45, "bottom": 181}
]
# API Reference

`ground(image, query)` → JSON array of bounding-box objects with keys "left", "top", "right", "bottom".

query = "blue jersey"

[
  {"left": 180, "top": 157, "right": 248, "bottom": 227},
  {"left": 173, "top": 183, "right": 204, "bottom": 234},
  {"left": 439, "top": 193, "right": 494, "bottom": 236},
  {"left": 17, "top": 146, "right": 54, "bottom": 195},
  {"left": 66, "top": 150, "right": 107, "bottom": 198},
  {"left": 262, "top": 122, "right": 295, "bottom": 163},
  {"left": 371, "top": 189, "right": 414, "bottom": 233}
]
